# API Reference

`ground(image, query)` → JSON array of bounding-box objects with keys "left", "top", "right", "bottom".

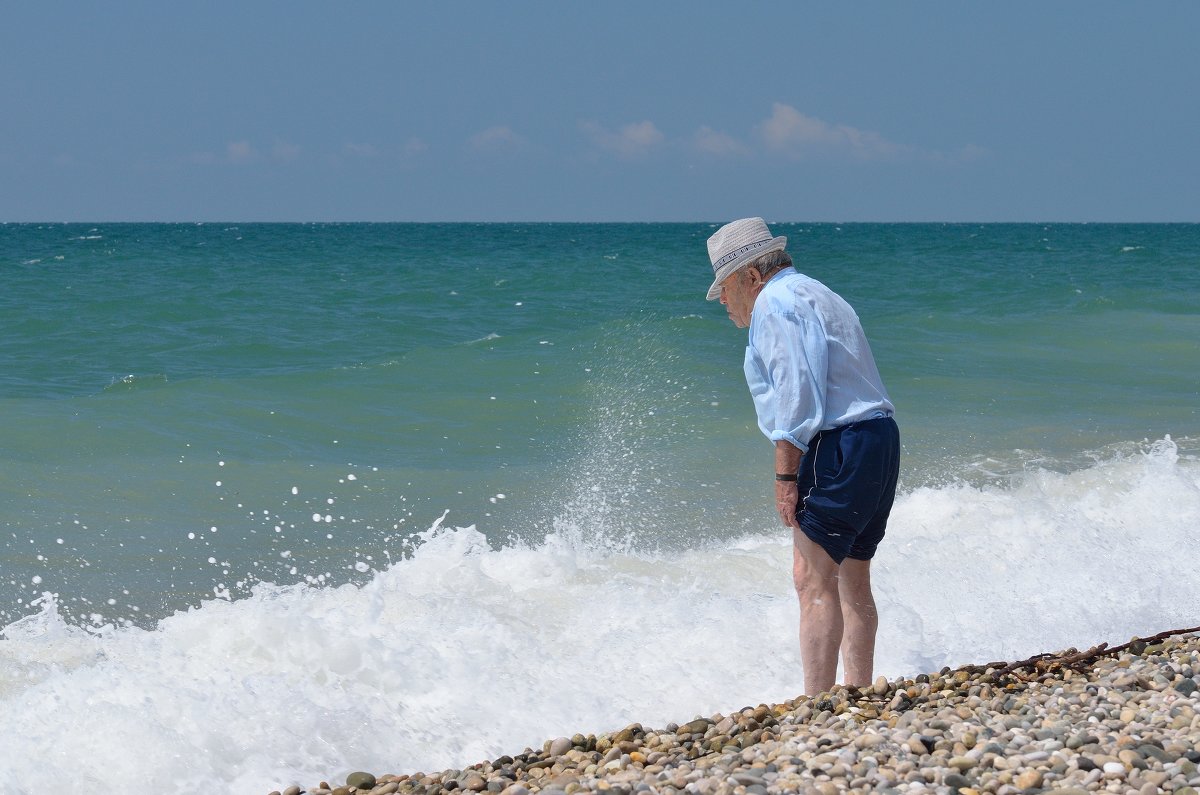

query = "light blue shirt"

[{"left": 744, "top": 268, "right": 894, "bottom": 452}]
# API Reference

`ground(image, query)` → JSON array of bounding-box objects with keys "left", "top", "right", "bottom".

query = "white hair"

[{"left": 746, "top": 249, "right": 792, "bottom": 275}]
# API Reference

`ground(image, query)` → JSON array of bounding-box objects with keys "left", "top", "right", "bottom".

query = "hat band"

[{"left": 714, "top": 238, "right": 775, "bottom": 271}]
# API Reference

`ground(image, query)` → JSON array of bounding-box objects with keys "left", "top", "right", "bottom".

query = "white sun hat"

[{"left": 705, "top": 217, "right": 788, "bottom": 301}]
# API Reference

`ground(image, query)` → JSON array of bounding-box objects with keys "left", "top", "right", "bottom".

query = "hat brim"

[{"left": 705, "top": 235, "right": 787, "bottom": 301}]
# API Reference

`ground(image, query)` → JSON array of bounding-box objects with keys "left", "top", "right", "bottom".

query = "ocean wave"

[
  {"left": 100, "top": 373, "right": 170, "bottom": 393},
  {"left": 925, "top": 434, "right": 1199, "bottom": 485},
  {"left": 1, "top": 438, "right": 1197, "bottom": 792}
]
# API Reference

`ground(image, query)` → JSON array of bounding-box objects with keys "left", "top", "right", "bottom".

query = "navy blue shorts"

[{"left": 795, "top": 416, "right": 900, "bottom": 564}]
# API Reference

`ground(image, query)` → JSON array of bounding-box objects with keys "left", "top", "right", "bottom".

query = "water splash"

[{"left": 1, "top": 439, "right": 1198, "bottom": 793}]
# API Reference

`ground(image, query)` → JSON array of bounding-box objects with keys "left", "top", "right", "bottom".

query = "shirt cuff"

[{"left": 768, "top": 430, "right": 809, "bottom": 454}]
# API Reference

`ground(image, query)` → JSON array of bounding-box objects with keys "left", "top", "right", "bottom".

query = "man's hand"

[
  {"left": 775, "top": 479, "right": 800, "bottom": 529},
  {"left": 773, "top": 440, "right": 803, "bottom": 528}
]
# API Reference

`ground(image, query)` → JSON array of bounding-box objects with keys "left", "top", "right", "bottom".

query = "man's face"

[{"left": 719, "top": 267, "right": 758, "bottom": 328}]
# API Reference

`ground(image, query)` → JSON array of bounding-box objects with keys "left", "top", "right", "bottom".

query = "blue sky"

[{"left": 3, "top": 2, "right": 1197, "bottom": 222}]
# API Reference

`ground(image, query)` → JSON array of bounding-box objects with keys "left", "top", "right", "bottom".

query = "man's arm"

[
  {"left": 749, "top": 310, "right": 828, "bottom": 459},
  {"left": 774, "top": 439, "right": 803, "bottom": 529}
]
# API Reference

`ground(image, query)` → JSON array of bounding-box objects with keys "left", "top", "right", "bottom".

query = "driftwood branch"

[
  {"left": 836, "top": 625, "right": 1200, "bottom": 716},
  {"left": 990, "top": 624, "right": 1200, "bottom": 680}
]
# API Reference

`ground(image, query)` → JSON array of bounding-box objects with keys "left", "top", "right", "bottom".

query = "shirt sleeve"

[{"left": 744, "top": 309, "right": 828, "bottom": 452}]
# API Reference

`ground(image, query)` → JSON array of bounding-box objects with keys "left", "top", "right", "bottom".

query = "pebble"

[
  {"left": 273, "top": 630, "right": 1200, "bottom": 795},
  {"left": 944, "top": 772, "right": 971, "bottom": 789},
  {"left": 346, "top": 772, "right": 376, "bottom": 790}
]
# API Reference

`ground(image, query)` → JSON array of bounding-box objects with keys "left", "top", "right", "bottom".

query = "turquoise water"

[
  {"left": 3, "top": 222, "right": 1198, "bottom": 623},
  {"left": 2, "top": 223, "right": 1199, "bottom": 793}
]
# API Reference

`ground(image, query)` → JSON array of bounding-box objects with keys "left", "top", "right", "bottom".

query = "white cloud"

[
  {"left": 188, "top": 140, "right": 260, "bottom": 165},
  {"left": 468, "top": 125, "right": 524, "bottom": 152},
  {"left": 343, "top": 142, "right": 379, "bottom": 158},
  {"left": 272, "top": 140, "right": 302, "bottom": 161},
  {"left": 758, "top": 103, "right": 907, "bottom": 160},
  {"left": 226, "top": 140, "right": 256, "bottom": 163},
  {"left": 692, "top": 126, "right": 749, "bottom": 156},
  {"left": 580, "top": 120, "right": 664, "bottom": 157},
  {"left": 403, "top": 137, "right": 428, "bottom": 157}
]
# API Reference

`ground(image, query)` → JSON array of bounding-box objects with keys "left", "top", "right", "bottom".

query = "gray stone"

[
  {"left": 1140, "top": 744, "right": 1172, "bottom": 762},
  {"left": 731, "top": 772, "right": 766, "bottom": 787},
  {"left": 944, "top": 773, "right": 972, "bottom": 790},
  {"left": 1066, "top": 733, "right": 1096, "bottom": 749},
  {"left": 345, "top": 772, "right": 376, "bottom": 790}
]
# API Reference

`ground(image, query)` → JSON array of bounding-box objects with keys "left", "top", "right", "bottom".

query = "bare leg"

[
  {"left": 837, "top": 557, "right": 878, "bottom": 687},
  {"left": 792, "top": 529, "right": 843, "bottom": 695}
]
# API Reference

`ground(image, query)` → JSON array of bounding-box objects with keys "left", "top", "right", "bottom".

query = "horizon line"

[{"left": 4, "top": 218, "right": 1198, "bottom": 226}]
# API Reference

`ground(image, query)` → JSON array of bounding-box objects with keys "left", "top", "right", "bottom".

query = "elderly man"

[{"left": 706, "top": 217, "right": 900, "bottom": 695}]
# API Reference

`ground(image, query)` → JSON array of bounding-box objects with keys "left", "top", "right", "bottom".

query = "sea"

[{"left": 1, "top": 222, "right": 1198, "bottom": 793}]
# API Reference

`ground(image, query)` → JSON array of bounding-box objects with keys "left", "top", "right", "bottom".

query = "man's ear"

[{"left": 746, "top": 266, "right": 763, "bottom": 286}]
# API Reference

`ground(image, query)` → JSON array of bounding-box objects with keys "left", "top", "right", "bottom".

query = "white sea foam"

[{"left": 0, "top": 439, "right": 1197, "bottom": 794}]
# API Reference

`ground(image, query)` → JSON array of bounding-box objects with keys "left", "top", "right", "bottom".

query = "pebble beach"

[{"left": 272, "top": 628, "right": 1200, "bottom": 795}]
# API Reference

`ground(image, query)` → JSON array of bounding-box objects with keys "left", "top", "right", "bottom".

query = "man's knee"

[
  {"left": 837, "top": 572, "right": 878, "bottom": 629},
  {"left": 792, "top": 565, "right": 839, "bottom": 609},
  {"left": 792, "top": 529, "right": 841, "bottom": 603}
]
